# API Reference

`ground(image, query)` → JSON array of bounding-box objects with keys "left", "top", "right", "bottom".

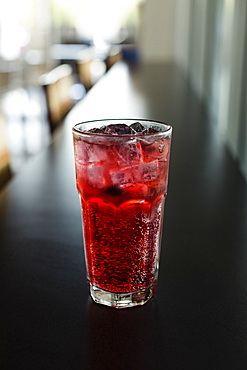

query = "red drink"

[{"left": 72, "top": 119, "right": 172, "bottom": 308}]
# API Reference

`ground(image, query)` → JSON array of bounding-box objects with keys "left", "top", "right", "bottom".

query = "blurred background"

[{"left": 0, "top": 0, "right": 247, "bottom": 185}]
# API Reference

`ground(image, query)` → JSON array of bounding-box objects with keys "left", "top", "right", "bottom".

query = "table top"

[{"left": 1, "top": 61, "right": 247, "bottom": 369}]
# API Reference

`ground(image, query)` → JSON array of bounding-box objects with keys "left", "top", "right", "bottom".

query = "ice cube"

[
  {"left": 158, "top": 160, "right": 169, "bottom": 190},
  {"left": 116, "top": 142, "right": 143, "bottom": 166},
  {"left": 142, "top": 127, "right": 160, "bottom": 134},
  {"left": 86, "top": 143, "right": 102, "bottom": 163},
  {"left": 75, "top": 141, "right": 118, "bottom": 164},
  {"left": 129, "top": 122, "right": 145, "bottom": 133},
  {"left": 76, "top": 163, "right": 87, "bottom": 182},
  {"left": 89, "top": 143, "right": 118, "bottom": 164},
  {"left": 142, "top": 138, "right": 170, "bottom": 160},
  {"left": 104, "top": 123, "right": 135, "bottom": 135},
  {"left": 74, "top": 140, "right": 91, "bottom": 164},
  {"left": 111, "top": 160, "right": 159, "bottom": 188},
  {"left": 87, "top": 127, "right": 106, "bottom": 134},
  {"left": 132, "top": 160, "right": 159, "bottom": 182},
  {"left": 87, "top": 164, "right": 105, "bottom": 188},
  {"left": 110, "top": 166, "right": 134, "bottom": 187}
]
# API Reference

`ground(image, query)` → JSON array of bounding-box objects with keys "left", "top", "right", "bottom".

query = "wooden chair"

[
  {"left": 0, "top": 107, "right": 12, "bottom": 190},
  {"left": 105, "top": 46, "right": 122, "bottom": 71},
  {"left": 39, "top": 64, "right": 75, "bottom": 133},
  {"left": 77, "top": 57, "right": 94, "bottom": 91}
]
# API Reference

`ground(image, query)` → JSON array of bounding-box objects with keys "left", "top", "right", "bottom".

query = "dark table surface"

[{"left": 1, "top": 61, "right": 247, "bottom": 370}]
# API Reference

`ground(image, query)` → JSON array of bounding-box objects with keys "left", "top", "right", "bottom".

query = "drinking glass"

[{"left": 72, "top": 119, "right": 172, "bottom": 308}]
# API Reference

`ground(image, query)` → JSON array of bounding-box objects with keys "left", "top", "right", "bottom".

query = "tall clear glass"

[{"left": 72, "top": 119, "right": 172, "bottom": 308}]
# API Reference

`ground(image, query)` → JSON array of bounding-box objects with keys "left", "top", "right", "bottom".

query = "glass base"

[{"left": 89, "top": 281, "right": 157, "bottom": 309}]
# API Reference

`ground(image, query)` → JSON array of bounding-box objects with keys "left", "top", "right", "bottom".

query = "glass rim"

[{"left": 72, "top": 118, "right": 172, "bottom": 138}]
